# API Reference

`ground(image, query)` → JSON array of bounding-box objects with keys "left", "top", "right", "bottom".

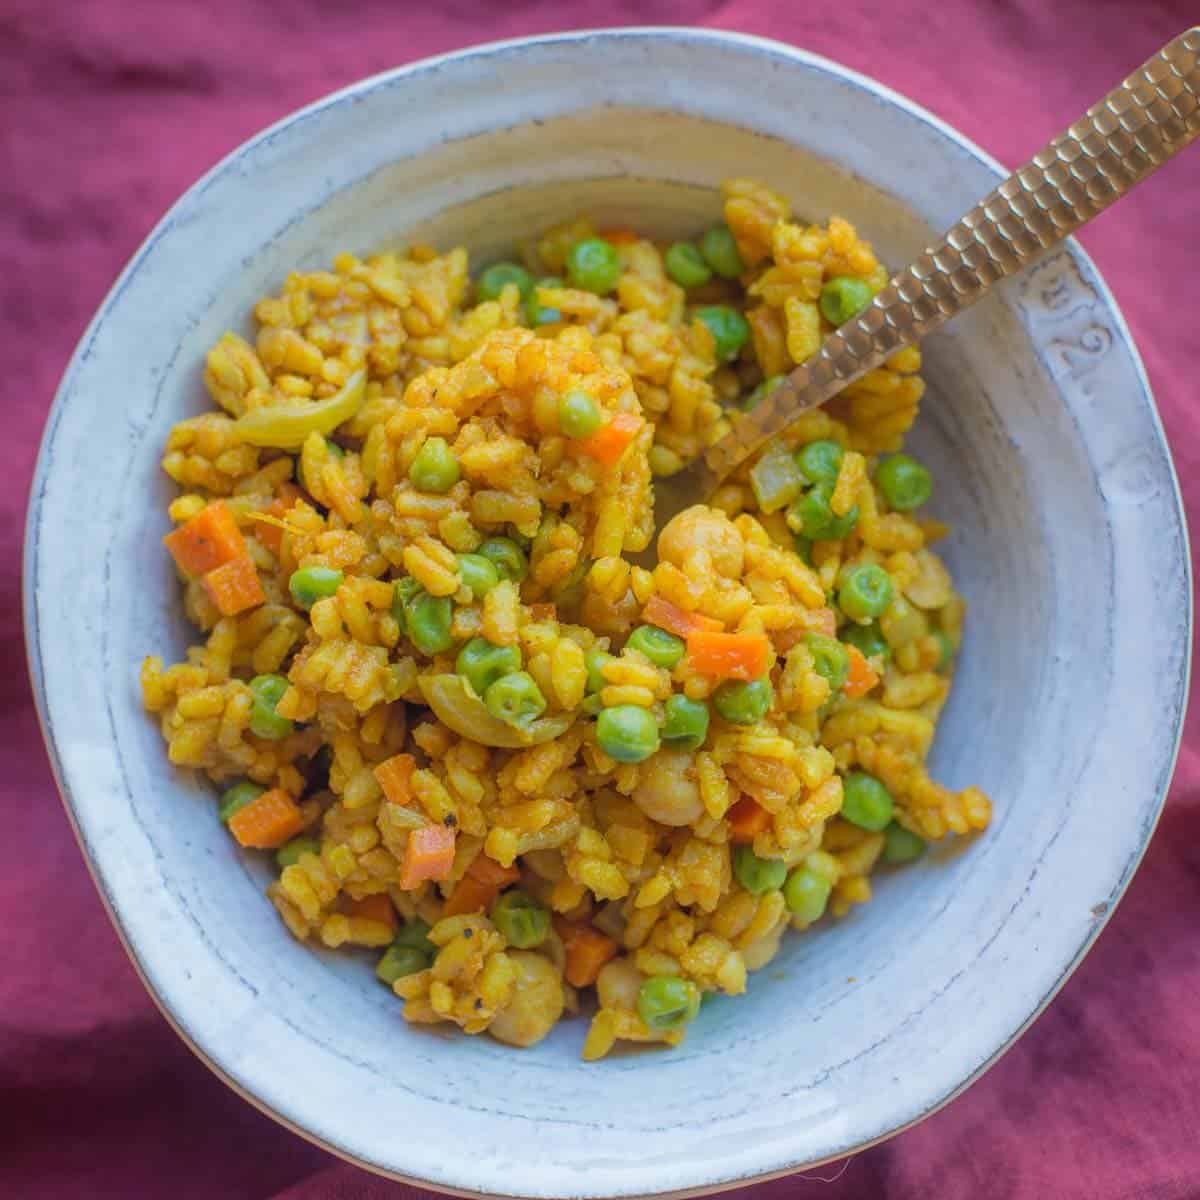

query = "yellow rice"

[{"left": 143, "top": 178, "right": 990, "bottom": 1058}]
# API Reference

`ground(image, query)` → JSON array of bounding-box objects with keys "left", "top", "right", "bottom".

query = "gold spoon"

[{"left": 650, "top": 27, "right": 1200, "bottom": 536}]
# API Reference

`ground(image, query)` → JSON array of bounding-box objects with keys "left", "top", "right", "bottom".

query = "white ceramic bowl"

[{"left": 25, "top": 28, "right": 1191, "bottom": 1199}]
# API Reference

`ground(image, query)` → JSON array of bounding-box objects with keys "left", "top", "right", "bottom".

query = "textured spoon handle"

[{"left": 705, "top": 26, "right": 1200, "bottom": 481}]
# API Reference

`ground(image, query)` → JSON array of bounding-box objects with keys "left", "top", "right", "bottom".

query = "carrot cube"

[
  {"left": 163, "top": 501, "right": 246, "bottom": 576},
  {"left": 374, "top": 754, "right": 416, "bottom": 805},
  {"left": 201, "top": 555, "right": 266, "bottom": 616},
  {"left": 399, "top": 825, "right": 456, "bottom": 890},
  {"left": 554, "top": 919, "right": 618, "bottom": 988},
  {"left": 727, "top": 795, "right": 772, "bottom": 844},
  {"left": 642, "top": 595, "right": 723, "bottom": 638},
  {"left": 228, "top": 788, "right": 304, "bottom": 849},
  {"left": 685, "top": 630, "right": 772, "bottom": 681},
  {"left": 575, "top": 412, "right": 644, "bottom": 466},
  {"left": 345, "top": 893, "right": 397, "bottom": 931}
]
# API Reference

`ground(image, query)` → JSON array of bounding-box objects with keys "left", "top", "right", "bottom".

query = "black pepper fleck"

[{"left": 443, "top": 813, "right": 457, "bottom": 827}]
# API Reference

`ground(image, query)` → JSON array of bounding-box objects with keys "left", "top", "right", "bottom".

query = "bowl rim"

[{"left": 23, "top": 24, "right": 1192, "bottom": 1199}]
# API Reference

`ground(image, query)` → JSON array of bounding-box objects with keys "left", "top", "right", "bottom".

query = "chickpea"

[
  {"left": 596, "top": 957, "right": 643, "bottom": 1012},
  {"left": 487, "top": 952, "right": 565, "bottom": 1048},
  {"left": 633, "top": 749, "right": 705, "bottom": 826},
  {"left": 657, "top": 505, "right": 745, "bottom": 577}
]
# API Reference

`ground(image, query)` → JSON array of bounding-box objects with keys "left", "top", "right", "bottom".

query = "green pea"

[
  {"left": 841, "top": 622, "right": 891, "bottom": 663},
  {"left": 596, "top": 704, "right": 660, "bottom": 763},
  {"left": 375, "top": 944, "right": 429, "bottom": 986},
  {"left": 456, "top": 553, "right": 500, "bottom": 600},
  {"left": 477, "top": 537, "right": 528, "bottom": 583},
  {"left": 637, "top": 975, "right": 701, "bottom": 1031},
  {"left": 876, "top": 453, "right": 933, "bottom": 512},
  {"left": 565, "top": 238, "right": 621, "bottom": 294},
  {"left": 393, "top": 917, "right": 435, "bottom": 956},
  {"left": 661, "top": 694, "right": 709, "bottom": 751},
  {"left": 694, "top": 305, "right": 751, "bottom": 363},
  {"left": 742, "top": 374, "right": 785, "bottom": 411},
  {"left": 713, "top": 678, "right": 773, "bottom": 725},
  {"left": 585, "top": 647, "right": 614, "bottom": 694},
  {"left": 491, "top": 890, "right": 551, "bottom": 949},
  {"left": 841, "top": 771, "right": 894, "bottom": 831},
  {"left": 409, "top": 437, "right": 460, "bottom": 494},
  {"left": 795, "top": 439, "right": 844, "bottom": 486},
  {"left": 526, "top": 276, "right": 563, "bottom": 326},
  {"left": 456, "top": 637, "right": 523, "bottom": 698},
  {"left": 558, "top": 390, "right": 605, "bottom": 439},
  {"left": 664, "top": 242, "right": 712, "bottom": 288},
  {"left": 477, "top": 261, "right": 534, "bottom": 302},
  {"left": 882, "top": 821, "right": 927, "bottom": 864},
  {"left": 783, "top": 865, "right": 832, "bottom": 923},
  {"left": 296, "top": 438, "right": 343, "bottom": 494},
  {"left": 933, "top": 629, "right": 955, "bottom": 673},
  {"left": 819, "top": 275, "right": 875, "bottom": 326},
  {"left": 788, "top": 480, "right": 859, "bottom": 541},
  {"left": 248, "top": 674, "right": 293, "bottom": 740},
  {"left": 218, "top": 781, "right": 264, "bottom": 824},
  {"left": 406, "top": 591, "right": 454, "bottom": 656},
  {"left": 733, "top": 845, "right": 787, "bottom": 895},
  {"left": 699, "top": 225, "right": 744, "bottom": 279},
  {"left": 484, "top": 671, "right": 546, "bottom": 729},
  {"left": 276, "top": 836, "right": 321, "bottom": 870},
  {"left": 839, "top": 563, "right": 894, "bottom": 622},
  {"left": 805, "top": 633, "right": 849, "bottom": 692},
  {"left": 289, "top": 565, "right": 344, "bottom": 610},
  {"left": 626, "top": 624, "right": 686, "bottom": 669}
]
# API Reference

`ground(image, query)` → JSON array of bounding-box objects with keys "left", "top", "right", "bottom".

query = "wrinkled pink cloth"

[{"left": 4, "top": 1, "right": 1198, "bottom": 1196}]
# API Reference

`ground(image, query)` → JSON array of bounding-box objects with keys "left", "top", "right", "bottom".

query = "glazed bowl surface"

[{"left": 24, "top": 27, "right": 1191, "bottom": 1199}]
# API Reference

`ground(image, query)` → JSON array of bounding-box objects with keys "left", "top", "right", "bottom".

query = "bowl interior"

[{"left": 28, "top": 31, "right": 1189, "bottom": 1200}]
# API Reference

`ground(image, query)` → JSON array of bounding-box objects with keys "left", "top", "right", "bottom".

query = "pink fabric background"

[{"left": 4, "top": 1, "right": 1198, "bottom": 1196}]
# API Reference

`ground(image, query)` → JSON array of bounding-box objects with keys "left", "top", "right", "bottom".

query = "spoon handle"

[{"left": 705, "top": 26, "right": 1200, "bottom": 482}]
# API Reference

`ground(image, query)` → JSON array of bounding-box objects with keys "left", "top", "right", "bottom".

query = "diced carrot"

[
  {"left": 641, "top": 595, "right": 723, "bottom": 639},
  {"left": 467, "top": 854, "right": 521, "bottom": 888},
  {"left": 727, "top": 795, "right": 772, "bottom": 843},
  {"left": 554, "top": 919, "right": 618, "bottom": 988},
  {"left": 686, "top": 630, "right": 772, "bottom": 681},
  {"left": 399, "top": 825, "right": 456, "bottom": 890},
  {"left": 256, "top": 519, "right": 284, "bottom": 557},
  {"left": 255, "top": 484, "right": 303, "bottom": 554},
  {"left": 201, "top": 555, "right": 266, "bottom": 617},
  {"left": 228, "top": 788, "right": 305, "bottom": 849},
  {"left": 443, "top": 852, "right": 521, "bottom": 916},
  {"left": 374, "top": 754, "right": 415, "bottom": 805},
  {"left": 774, "top": 606, "right": 838, "bottom": 651},
  {"left": 600, "top": 229, "right": 640, "bottom": 246},
  {"left": 843, "top": 644, "right": 880, "bottom": 699},
  {"left": 345, "top": 892, "right": 397, "bottom": 931},
  {"left": 575, "top": 412, "right": 644, "bottom": 466},
  {"left": 443, "top": 873, "right": 499, "bottom": 917},
  {"left": 163, "top": 501, "right": 246, "bottom": 576},
  {"left": 529, "top": 603, "right": 557, "bottom": 623}
]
